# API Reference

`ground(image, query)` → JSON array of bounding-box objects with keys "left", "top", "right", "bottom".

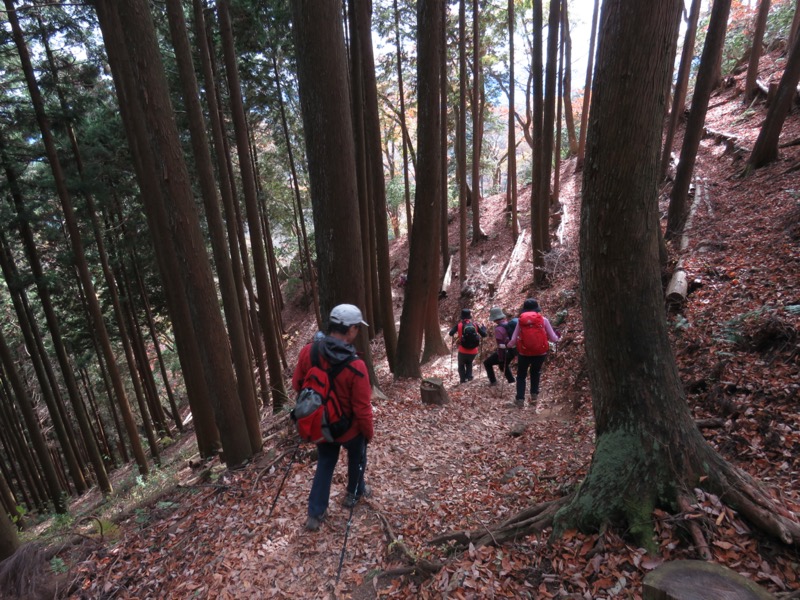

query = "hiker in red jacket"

[
  {"left": 448, "top": 308, "right": 487, "bottom": 383},
  {"left": 508, "top": 298, "right": 560, "bottom": 408},
  {"left": 483, "top": 306, "right": 516, "bottom": 386},
  {"left": 292, "top": 304, "right": 373, "bottom": 531}
]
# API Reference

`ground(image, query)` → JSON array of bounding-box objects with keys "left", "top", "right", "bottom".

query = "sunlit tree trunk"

[{"left": 395, "top": 0, "right": 444, "bottom": 377}]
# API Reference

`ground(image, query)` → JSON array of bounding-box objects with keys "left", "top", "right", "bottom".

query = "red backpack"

[
  {"left": 518, "top": 311, "right": 549, "bottom": 356},
  {"left": 291, "top": 343, "right": 358, "bottom": 443}
]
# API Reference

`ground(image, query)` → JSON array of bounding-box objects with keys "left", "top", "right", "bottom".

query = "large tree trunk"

[
  {"left": 470, "top": 0, "right": 485, "bottom": 244},
  {"left": 292, "top": 0, "right": 372, "bottom": 365},
  {"left": 666, "top": 0, "right": 732, "bottom": 240},
  {"left": 531, "top": 0, "right": 544, "bottom": 283},
  {"left": 559, "top": 0, "right": 800, "bottom": 550},
  {"left": 97, "top": 0, "right": 251, "bottom": 468},
  {"left": 747, "top": 32, "right": 800, "bottom": 168},
  {"left": 166, "top": 0, "right": 262, "bottom": 453},
  {"left": 395, "top": 0, "right": 443, "bottom": 378}
]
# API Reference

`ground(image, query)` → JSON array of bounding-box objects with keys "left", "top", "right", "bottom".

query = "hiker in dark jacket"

[
  {"left": 292, "top": 304, "right": 373, "bottom": 531},
  {"left": 448, "top": 308, "right": 487, "bottom": 383},
  {"left": 483, "top": 306, "right": 516, "bottom": 386},
  {"left": 508, "top": 298, "right": 560, "bottom": 408}
]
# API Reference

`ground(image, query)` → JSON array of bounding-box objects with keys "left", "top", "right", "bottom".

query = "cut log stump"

[
  {"left": 421, "top": 377, "right": 449, "bottom": 406},
  {"left": 643, "top": 560, "right": 776, "bottom": 600}
]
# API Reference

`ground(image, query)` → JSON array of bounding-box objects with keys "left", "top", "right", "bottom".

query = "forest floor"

[{"left": 8, "top": 53, "right": 800, "bottom": 600}]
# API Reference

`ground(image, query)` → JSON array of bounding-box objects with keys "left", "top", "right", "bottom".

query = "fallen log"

[{"left": 667, "top": 179, "right": 705, "bottom": 305}]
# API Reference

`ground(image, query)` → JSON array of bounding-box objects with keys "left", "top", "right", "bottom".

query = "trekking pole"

[
  {"left": 335, "top": 445, "right": 366, "bottom": 584},
  {"left": 266, "top": 444, "right": 300, "bottom": 521}
]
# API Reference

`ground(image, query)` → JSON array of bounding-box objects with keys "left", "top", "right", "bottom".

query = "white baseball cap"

[{"left": 329, "top": 304, "right": 369, "bottom": 327}]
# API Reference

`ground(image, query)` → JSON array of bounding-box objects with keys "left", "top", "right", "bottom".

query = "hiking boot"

[
  {"left": 488, "top": 381, "right": 498, "bottom": 387},
  {"left": 530, "top": 393, "right": 539, "bottom": 407},
  {"left": 514, "top": 398, "right": 524, "bottom": 409},
  {"left": 342, "top": 484, "right": 372, "bottom": 508},
  {"left": 305, "top": 511, "right": 326, "bottom": 531}
]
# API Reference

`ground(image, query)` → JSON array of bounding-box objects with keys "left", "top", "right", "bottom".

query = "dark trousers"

[
  {"left": 515, "top": 354, "right": 547, "bottom": 400},
  {"left": 308, "top": 434, "right": 367, "bottom": 518},
  {"left": 483, "top": 349, "right": 516, "bottom": 383},
  {"left": 457, "top": 352, "right": 477, "bottom": 382}
]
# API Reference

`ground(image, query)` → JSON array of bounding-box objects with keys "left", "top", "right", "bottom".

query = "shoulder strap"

[{"left": 312, "top": 342, "right": 360, "bottom": 382}]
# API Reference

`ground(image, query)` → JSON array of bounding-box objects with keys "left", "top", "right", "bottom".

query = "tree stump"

[
  {"left": 643, "top": 560, "right": 776, "bottom": 600},
  {"left": 420, "top": 378, "right": 449, "bottom": 406}
]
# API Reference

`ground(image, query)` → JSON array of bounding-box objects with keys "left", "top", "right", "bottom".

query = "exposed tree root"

[
  {"left": 375, "top": 510, "right": 443, "bottom": 578},
  {"left": 703, "top": 457, "right": 800, "bottom": 546},
  {"left": 427, "top": 495, "right": 573, "bottom": 550},
  {"left": 677, "top": 493, "right": 712, "bottom": 560}
]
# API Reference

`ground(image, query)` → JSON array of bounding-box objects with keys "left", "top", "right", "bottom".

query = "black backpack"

[
  {"left": 502, "top": 318, "right": 518, "bottom": 338},
  {"left": 460, "top": 320, "right": 481, "bottom": 349}
]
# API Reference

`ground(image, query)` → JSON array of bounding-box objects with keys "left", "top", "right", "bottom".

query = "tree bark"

[
  {"left": 292, "top": 0, "right": 372, "bottom": 365},
  {"left": 561, "top": 1, "right": 578, "bottom": 156},
  {"left": 458, "top": 0, "right": 468, "bottom": 286},
  {"left": 395, "top": 0, "right": 443, "bottom": 378},
  {"left": 471, "top": 0, "right": 485, "bottom": 244},
  {"left": 393, "top": 0, "right": 413, "bottom": 234}
]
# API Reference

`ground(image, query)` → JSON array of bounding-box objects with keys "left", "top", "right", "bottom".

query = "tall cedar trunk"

[
  {"left": 540, "top": 0, "right": 560, "bottom": 257},
  {"left": 8, "top": 0, "right": 122, "bottom": 491},
  {"left": 394, "top": 0, "right": 413, "bottom": 233},
  {"left": 191, "top": 0, "right": 269, "bottom": 409},
  {"left": 507, "top": 0, "right": 519, "bottom": 240},
  {"left": 667, "top": 0, "right": 732, "bottom": 240},
  {"left": 745, "top": 0, "right": 772, "bottom": 101},
  {"left": 354, "top": 0, "right": 399, "bottom": 369},
  {"left": 0, "top": 330, "right": 66, "bottom": 512},
  {"left": 660, "top": 0, "right": 703, "bottom": 181},
  {"left": 292, "top": 0, "right": 371, "bottom": 363},
  {"left": 0, "top": 221, "right": 86, "bottom": 493},
  {"left": 531, "top": 0, "right": 544, "bottom": 283},
  {"left": 0, "top": 471, "right": 23, "bottom": 530},
  {"left": 395, "top": 0, "right": 443, "bottom": 377},
  {"left": 748, "top": 32, "right": 800, "bottom": 168},
  {"left": 218, "top": 0, "right": 288, "bottom": 412},
  {"left": 0, "top": 509, "right": 19, "bottom": 562},
  {"left": 562, "top": 1, "right": 578, "bottom": 156},
  {"left": 99, "top": 0, "right": 251, "bottom": 467},
  {"left": 98, "top": 0, "right": 224, "bottom": 459},
  {"left": 458, "top": 0, "right": 468, "bottom": 285},
  {"left": 561, "top": 0, "right": 800, "bottom": 549},
  {"left": 165, "top": 0, "right": 262, "bottom": 452},
  {"left": 349, "top": 0, "right": 376, "bottom": 334},
  {"left": 575, "top": 0, "right": 599, "bottom": 171},
  {"left": 560, "top": 0, "right": 691, "bottom": 546},
  {"left": 471, "top": 0, "right": 484, "bottom": 243}
]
